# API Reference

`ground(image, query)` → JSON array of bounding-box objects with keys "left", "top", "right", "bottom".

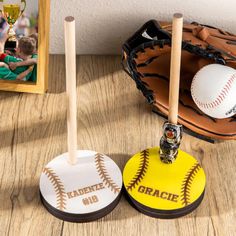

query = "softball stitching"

[
  {"left": 191, "top": 72, "right": 236, "bottom": 110},
  {"left": 180, "top": 163, "right": 201, "bottom": 206},
  {"left": 43, "top": 167, "right": 67, "bottom": 211},
  {"left": 95, "top": 153, "right": 121, "bottom": 194},
  {"left": 126, "top": 149, "right": 149, "bottom": 192}
]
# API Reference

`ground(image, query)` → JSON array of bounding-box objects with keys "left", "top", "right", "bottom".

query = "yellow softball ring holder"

[
  {"left": 123, "top": 147, "right": 206, "bottom": 218},
  {"left": 123, "top": 13, "right": 206, "bottom": 219}
]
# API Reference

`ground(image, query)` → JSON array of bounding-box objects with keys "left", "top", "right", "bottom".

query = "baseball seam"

[
  {"left": 191, "top": 72, "right": 236, "bottom": 110},
  {"left": 180, "top": 163, "right": 201, "bottom": 206},
  {"left": 95, "top": 153, "right": 121, "bottom": 194},
  {"left": 43, "top": 167, "right": 67, "bottom": 211},
  {"left": 126, "top": 149, "right": 149, "bottom": 192}
]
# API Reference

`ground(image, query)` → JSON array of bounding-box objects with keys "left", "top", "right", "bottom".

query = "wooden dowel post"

[
  {"left": 168, "top": 13, "right": 183, "bottom": 124},
  {"left": 64, "top": 16, "right": 77, "bottom": 165}
]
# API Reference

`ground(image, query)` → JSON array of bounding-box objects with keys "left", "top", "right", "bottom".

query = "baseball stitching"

[
  {"left": 126, "top": 149, "right": 149, "bottom": 192},
  {"left": 95, "top": 153, "right": 121, "bottom": 194},
  {"left": 43, "top": 167, "right": 67, "bottom": 211},
  {"left": 191, "top": 72, "right": 236, "bottom": 110},
  {"left": 180, "top": 163, "right": 201, "bottom": 206}
]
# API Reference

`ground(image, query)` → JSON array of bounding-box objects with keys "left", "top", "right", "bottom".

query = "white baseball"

[{"left": 191, "top": 64, "right": 236, "bottom": 119}]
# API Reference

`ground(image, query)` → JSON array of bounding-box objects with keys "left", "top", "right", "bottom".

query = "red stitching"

[
  {"left": 220, "top": 92, "right": 225, "bottom": 99},
  {"left": 191, "top": 73, "right": 236, "bottom": 109}
]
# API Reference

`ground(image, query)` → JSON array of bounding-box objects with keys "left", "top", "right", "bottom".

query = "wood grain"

[
  {"left": 64, "top": 17, "right": 77, "bottom": 165},
  {"left": 169, "top": 13, "right": 183, "bottom": 124},
  {"left": 0, "top": 55, "right": 235, "bottom": 236}
]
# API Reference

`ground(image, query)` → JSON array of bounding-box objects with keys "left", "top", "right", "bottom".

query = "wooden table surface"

[{"left": 0, "top": 55, "right": 235, "bottom": 236}]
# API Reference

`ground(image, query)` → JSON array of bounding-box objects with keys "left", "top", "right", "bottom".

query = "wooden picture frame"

[{"left": 0, "top": 0, "right": 50, "bottom": 94}]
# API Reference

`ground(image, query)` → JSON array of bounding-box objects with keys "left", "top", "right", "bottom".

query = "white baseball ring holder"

[
  {"left": 39, "top": 17, "right": 122, "bottom": 222},
  {"left": 40, "top": 150, "right": 122, "bottom": 222}
]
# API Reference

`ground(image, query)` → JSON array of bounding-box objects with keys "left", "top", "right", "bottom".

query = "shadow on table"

[
  {"left": 0, "top": 183, "right": 41, "bottom": 211},
  {"left": 0, "top": 93, "right": 148, "bottom": 150},
  {"left": 0, "top": 90, "right": 23, "bottom": 101},
  {"left": 48, "top": 55, "right": 122, "bottom": 94}
]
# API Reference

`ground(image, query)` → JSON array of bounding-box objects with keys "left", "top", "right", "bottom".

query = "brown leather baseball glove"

[{"left": 122, "top": 20, "right": 236, "bottom": 142}]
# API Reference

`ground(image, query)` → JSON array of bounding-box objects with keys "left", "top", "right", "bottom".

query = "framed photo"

[{"left": 0, "top": 0, "right": 50, "bottom": 94}]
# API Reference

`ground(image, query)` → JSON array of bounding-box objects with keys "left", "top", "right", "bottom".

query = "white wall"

[
  {"left": 24, "top": 0, "right": 38, "bottom": 16},
  {"left": 49, "top": 0, "right": 236, "bottom": 55}
]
